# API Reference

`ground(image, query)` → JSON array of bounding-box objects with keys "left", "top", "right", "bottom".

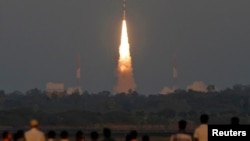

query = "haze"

[{"left": 0, "top": 0, "right": 250, "bottom": 94}]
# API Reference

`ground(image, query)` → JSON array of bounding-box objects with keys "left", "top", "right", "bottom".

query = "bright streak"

[
  {"left": 115, "top": 19, "right": 136, "bottom": 93},
  {"left": 119, "top": 20, "right": 131, "bottom": 72}
]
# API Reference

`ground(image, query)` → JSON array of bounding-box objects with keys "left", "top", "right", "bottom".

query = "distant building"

[{"left": 46, "top": 82, "right": 64, "bottom": 96}]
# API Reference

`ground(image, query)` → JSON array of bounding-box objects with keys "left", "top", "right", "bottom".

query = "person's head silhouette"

[{"left": 231, "top": 116, "right": 240, "bottom": 125}]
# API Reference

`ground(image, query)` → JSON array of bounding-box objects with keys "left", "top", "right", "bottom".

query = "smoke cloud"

[
  {"left": 160, "top": 86, "right": 175, "bottom": 95},
  {"left": 187, "top": 81, "right": 208, "bottom": 92},
  {"left": 114, "top": 69, "right": 136, "bottom": 93}
]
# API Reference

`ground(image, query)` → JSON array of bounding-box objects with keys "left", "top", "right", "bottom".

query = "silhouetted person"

[
  {"left": 142, "top": 135, "right": 150, "bottom": 141},
  {"left": 2, "top": 131, "right": 12, "bottom": 141},
  {"left": 60, "top": 130, "right": 69, "bottom": 141},
  {"left": 102, "top": 128, "right": 115, "bottom": 141},
  {"left": 231, "top": 116, "right": 240, "bottom": 126},
  {"left": 90, "top": 131, "right": 99, "bottom": 141},
  {"left": 47, "top": 130, "right": 56, "bottom": 141},
  {"left": 16, "top": 130, "right": 25, "bottom": 141},
  {"left": 13, "top": 132, "right": 18, "bottom": 141},
  {"left": 125, "top": 133, "right": 131, "bottom": 141},
  {"left": 129, "top": 130, "right": 138, "bottom": 141},
  {"left": 169, "top": 120, "right": 192, "bottom": 141},
  {"left": 76, "top": 130, "right": 85, "bottom": 141},
  {"left": 25, "top": 119, "right": 45, "bottom": 141},
  {"left": 193, "top": 114, "right": 209, "bottom": 141}
]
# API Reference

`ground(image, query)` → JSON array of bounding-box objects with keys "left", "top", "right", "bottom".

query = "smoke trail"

[{"left": 114, "top": 20, "right": 136, "bottom": 93}]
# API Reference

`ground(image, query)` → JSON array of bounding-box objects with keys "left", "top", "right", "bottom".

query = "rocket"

[{"left": 123, "top": 0, "right": 126, "bottom": 19}]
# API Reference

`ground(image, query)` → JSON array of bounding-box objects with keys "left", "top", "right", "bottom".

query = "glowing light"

[
  {"left": 114, "top": 19, "right": 136, "bottom": 93},
  {"left": 119, "top": 20, "right": 130, "bottom": 59},
  {"left": 118, "top": 20, "right": 131, "bottom": 72}
]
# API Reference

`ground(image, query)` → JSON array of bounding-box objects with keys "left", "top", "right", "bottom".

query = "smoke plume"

[
  {"left": 160, "top": 86, "right": 175, "bottom": 95},
  {"left": 187, "top": 81, "right": 208, "bottom": 92}
]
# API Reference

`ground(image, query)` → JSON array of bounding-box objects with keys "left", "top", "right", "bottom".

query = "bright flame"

[
  {"left": 114, "top": 20, "right": 136, "bottom": 93},
  {"left": 119, "top": 20, "right": 131, "bottom": 72},
  {"left": 120, "top": 20, "right": 130, "bottom": 59}
]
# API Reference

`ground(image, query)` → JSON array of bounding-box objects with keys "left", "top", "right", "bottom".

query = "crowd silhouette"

[{"left": 1, "top": 114, "right": 242, "bottom": 141}]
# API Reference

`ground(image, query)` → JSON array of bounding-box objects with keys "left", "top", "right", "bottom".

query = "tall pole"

[
  {"left": 173, "top": 52, "right": 178, "bottom": 90},
  {"left": 76, "top": 53, "right": 81, "bottom": 93}
]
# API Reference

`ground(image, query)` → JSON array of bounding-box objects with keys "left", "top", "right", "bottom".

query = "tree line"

[{"left": 0, "top": 84, "right": 250, "bottom": 130}]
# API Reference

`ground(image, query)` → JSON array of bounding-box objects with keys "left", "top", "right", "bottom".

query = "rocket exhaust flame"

[
  {"left": 119, "top": 20, "right": 130, "bottom": 70},
  {"left": 114, "top": 19, "right": 136, "bottom": 93}
]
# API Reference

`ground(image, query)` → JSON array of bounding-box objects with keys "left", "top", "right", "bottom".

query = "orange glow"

[
  {"left": 118, "top": 20, "right": 132, "bottom": 73},
  {"left": 114, "top": 20, "right": 136, "bottom": 93},
  {"left": 118, "top": 20, "right": 131, "bottom": 72},
  {"left": 119, "top": 20, "right": 130, "bottom": 60}
]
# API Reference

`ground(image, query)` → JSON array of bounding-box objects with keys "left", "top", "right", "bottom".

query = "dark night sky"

[{"left": 0, "top": 0, "right": 250, "bottom": 94}]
